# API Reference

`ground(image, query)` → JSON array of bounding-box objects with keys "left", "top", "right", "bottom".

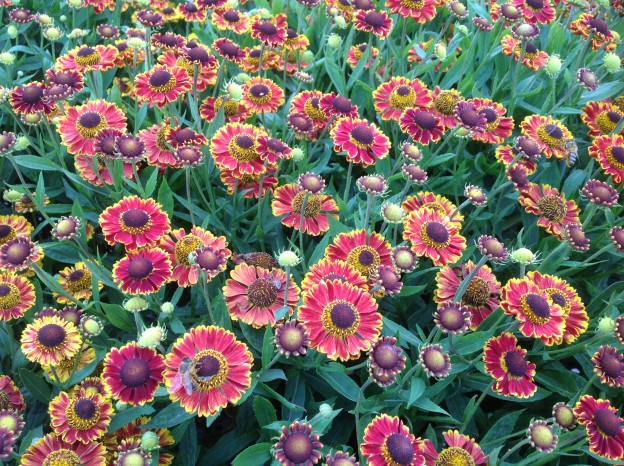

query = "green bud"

[
  {"left": 319, "top": 403, "right": 333, "bottom": 418},
  {"left": 236, "top": 72, "right": 251, "bottom": 84},
  {"left": 597, "top": 317, "right": 615, "bottom": 334},
  {"left": 510, "top": 247, "right": 535, "bottom": 265},
  {"left": 116, "top": 401, "right": 128, "bottom": 411},
  {"left": 161, "top": 302, "right": 175, "bottom": 314},
  {"left": 335, "top": 16, "right": 347, "bottom": 29},
  {"left": 7, "top": 25, "right": 18, "bottom": 39},
  {"left": 141, "top": 431, "right": 160, "bottom": 451},
  {"left": 603, "top": 52, "right": 621, "bottom": 74},
  {"left": 59, "top": 15, "right": 67, "bottom": 22},
  {"left": 68, "top": 0, "right": 83, "bottom": 6},
  {"left": 278, "top": 250, "right": 300, "bottom": 267},
  {"left": 226, "top": 82, "right": 243, "bottom": 101},
  {"left": 3, "top": 190, "right": 23, "bottom": 203},
  {"left": 0, "top": 52, "right": 15, "bottom": 65},
  {"left": 381, "top": 202, "right": 405, "bottom": 223},
  {"left": 456, "top": 24, "right": 469, "bottom": 36},
  {"left": 138, "top": 325, "right": 167, "bottom": 349},
  {"left": 127, "top": 37, "right": 146, "bottom": 50},
  {"left": 434, "top": 43, "right": 447, "bottom": 61},
  {"left": 292, "top": 147, "right": 305, "bottom": 162},
  {"left": 302, "top": 50, "right": 314, "bottom": 63},
  {"left": 14, "top": 136, "right": 29, "bottom": 150},
  {"left": 545, "top": 54, "right": 562, "bottom": 77},
  {"left": 44, "top": 27, "right": 63, "bottom": 41},
  {"left": 327, "top": 33, "right": 342, "bottom": 49},
  {"left": 124, "top": 296, "right": 148, "bottom": 313},
  {"left": 37, "top": 14, "right": 53, "bottom": 26}
]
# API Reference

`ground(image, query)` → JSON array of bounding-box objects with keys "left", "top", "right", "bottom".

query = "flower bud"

[
  {"left": 319, "top": 403, "right": 333, "bottom": 419},
  {"left": 545, "top": 54, "right": 562, "bottom": 77},
  {"left": 292, "top": 147, "right": 305, "bottom": 162},
  {"left": 0, "top": 52, "right": 15, "bottom": 65},
  {"left": 434, "top": 42, "right": 447, "bottom": 61},
  {"left": 3, "top": 189, "right": 23, "bottom": 203},
  {"left": 43, "top": 27, "right": 63, "bottom": 41},
  {"left": 127, "top": 37, "right": 146, "bottom": 50},
  {"left": 278, "top": 250, "right": 300, "bottom": 267},
  {"left": 138, "top": 325, "right": 167, "bottom": 349},
  {"left": 7, "top": 25, "right": 18, "bottom": 39},
  {"left": 597, "top": 316, "right": 615, "bottom": 334},
  {"left": 302, "top": 50, "right": 314, "bottom": 63},
  {"left": 68, "top": 0, "right": 83, "bottom": 6},
  {"left": 226, "top": 81, "right": 243, "bottom": 101},
  {"left": 141, "top": 431, "right": 160, "bottom": 451},
  {"left": 456, "top": 24, "right": 469, "bottom": 36},
  {"left": 603, "top": 52, "right": 621, "bottom": 74},
  {"left": 124, "top": 296, "right": 149, "bottom": 312},
  {"left": 257, "top": 8, "right": 271, "bottom": 18},
  {"left": 14, "top": 135, "right": 29, "bottom": 150},
  {"left": 161, "top": 301, "right": 175, "bottom": 314},
  {"left": 510, "top": 247, "right": 535, "bottom": 265},
  {"left": 335, "top": 16, "right": 347, "bottom": 28},
  {"left": 327, "top": 33, "right": 342, "bottom": 49},
  {"left": 116, "top": 401, "right": 128, "bottom": 412},
  {"left": 59, "top": 15, "right": 67, "bottom": 22},
  {"left": 236, "top": 72, "right": 251, "bottom": 84},
  {"left": 328, "top": 7, "right": 339, "bottom": 16}
]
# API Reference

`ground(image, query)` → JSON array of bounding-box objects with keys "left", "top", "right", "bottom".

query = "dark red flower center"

[
  {"left": 236, "top": 135, "right": 254, "bottom": 149},
  {"left": 600, "top": 352, "right": 623, "bottom": 378},
  {"left": 127, "top": 257, "right": 154, "bottom": 279},
  {"left": 351, "top": 126, "right": 374, "bottom": 145},
  {"left": 332, "top": 96, "right": 353, "bottom": 113},
  {"left": 544, "top": 123, "right": 562, "bottom": 139},
  {"left": 374, "top": 343, "right": 399, "bottom": 369},
  {"left": 116, "top": 42, "right": 128, "bottom": 52},
  {"left": 379, "top": 268, "right": 398, "bottom": 287},
  {"left": 68, "top": 270, "right": 84, "bottom": 282},
  {"left": 426, "top": 222, "right": 449, "bottom": 244},
  {"left": 120, "top": 358, "right": 151, "bottom": 388},
  {"left": 258, "top": 22, "right": 278, "bottom": 35},
  {"left": 38, "top": 324, "right": 66, "bottom": 347},
  {"left": 358, "top": 249, "right": 375, "bottom": 266},
  {"left": 74, "top": 399, "right": 97, "bottom": 419},
  {"left": 177, "top": 147, "right": 202, "bottom": 164},
  {"left": 504, "top": 350, "right": 528, "bottom": 376},
  {"left": 589, "top": 18, "right": 608, "bottom": 35},
  {"left": 5, "top": 242, "right": 30, "bottom": 265},
  {"left": 21, "top": 85, "right": 43, "bottom": 104},
  {"left": 290, "top": 115, "right": 312, "bottom": 130},
  {"left": 219, "top": 41, "right": 240, "bottom": 57},
  {"left": 525, "top": 42, "right": 537, "bottom": 54},
  {"left": 386, "top": 433, "right": 414, "bottom": 465},
  {"left": 0, "top": 225, "right": 11, "bottom": 238},
  {"left": 413, "top": 111, "right": 437, "bottom": 130},
  {"left": 122, "top": 209, "right": 150, "bottom": 228},
  {"left": 0, "top": 285, "right": 10, "bottom": 297},
  {"left": 250, "top": 84, "right": 269, "bottom": 98},
  {"left": 526, "top": 0, "right": 544, "bottom": 9},
  {"left": 175, "top": 128, "right": 196, "bottom": 144},
  {"left": 150, "top": 70, "right": 172, "bottom": 87},
  {"left": 283, "top": 432, "right": 313, "bottom": 463},
  {"left": 163, "top": 7, "right": 174, "bottom": 14},
  {"left": 196, "top": 249, "right": 220, "bottom": 270},
  {"left": 526, "top": 293, "right": 551, "bottom": 318},
  {"left": 612, "top": 146, "right": 624, "bottom": 163},
  {"left": 550, "top": 293, "right": 566, "bottom": 307},
  {"left": 517, "top": 137, "right": 541, "bottom": 156},
  {"left": 325, "top": 273, "right": 347, "bottom": 282},
  {"left": 186, "top": 47, "right": 209, "bottom": 63},
  {"left": 266, "top": 138, "right": 285, "bottom": 152},
  {"left": 364, "top": 12, "right": 385, "bottom": 27},
  {"left": 99, "top": 135, "right": 117, "bottom": 155},
  {"left": 247, "top": 278, "right": 279, "bottom": 308},
  {"left": 79, "top": 112, "right": 102, "bottom": 129},
  {"left": 593, "top": 186, "right": 614, "bottom": 203},
  {"left": 196, "top": 355, "right": 220, "bottom": 378},
  {"left": 223, "top": 10, "right": 240, "bottom": 22},
  {"left": 607, "top": 111, "right": 622, "bottom": 124},
  {"left": 483, "top": 238, "right": 504, "bottom": 255},
  {"left": 355, "top": 0, "right": 374, "bottom": 9},
  {"left": 183, "top": 3, "right": 198, "bottom": 12},
  {"left": 396, "top": 85, "right": 411, "bottom": 97},
  {"left": 159, "top": 33, "right": 178, "bottom": 46},
  {"left": 330, "top": 303, "right": 356, "bottom": 329},
  {"left": 249, "top": 49, "right": 262, "bottom": 59},
  {"left": 287, "top": 28, "right": 298, "bottom": 39},
  {"left": 77, "top": 47, "right": 96, "bottom": 57},
  {"left": 501, "top": 4, "right": 521, "bottom": 19},
  {"left": 278, "top": 327, "right": 304, "bottom": 352},
  {"left": 480, "top": 107, "right": 498, "bottom": 123},
  {"left": 459, "top": 109, "right": 481, "bottom": 127},
  {"left": 594, "top": 409, "right": 621, "bottom": 437},
  {"left": 358, "top": 44, "right": 368, "bottom": 52}
]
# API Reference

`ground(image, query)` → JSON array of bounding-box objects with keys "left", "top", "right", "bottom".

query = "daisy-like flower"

[
  {"left": 325, "top": 230, "right": 394, "bottom": 278},
  {"left": 353, "top": 9, "right": 393, "bottom": 39},
  {"left": 58, "top": 99, "right": 127, "bottom": 156},
  {"left": 501, "top": 37, "right": 548, "bottom": 71},
  {"left": 274, "top": 320, "right": 310, "bottom": 358},
  {"left": 569, "top": 14, "right": 616, "bottom": 51},
  {"left": 160, "top": 227, "right": 230, "bottom": 288},
  {"left": 577, "top": 68, "right": 599, "bottom": 91},
  {"left": 368, "top": 336, "right": 406, "bottom": 385},
  {"left": 520, "top": 114, "right": 573, "bottom": 159},
  {"left": 158, "top": 47, "right": 219, "bottom": 93},
  {"left": 372, "top": 77, "right": 432, "bottom": 121},
  {"left": 431, "top": 87, "right": 462, "bottom": 129},
  {"left": 55, "top": 262, "right": 101, "bottom": 304},
  {"left": 290, "top": 90, "right": 330, "bottom": 131},
  {"left": 242, "top": 77, "right": 285, "bottom": 114},
  {"left": 257, "top": 136, "right": 292, "bottom": 164},
  {"left": 99, "top": 196, "right": 171, "bottom": 251},
  {"left": 301, "top": 258, "right": 368, "bottom": 293},
  {"left": 468, "top": 98, "right": 514, "bottom": 144},
  {"left": 43, "top": 345, "right": 96, "bottom": 383},
  {"left": 326, "top": 451, "right": 359, "bottom": 466},
  {"left": 241, "top": 46, "right": 281, "bottom": 74},
  {"left": 386, "top": 0, "right": 437, "bottom": 22},
  {"left": 454, "top": 100, "right": 487, "bottom": 135},
  {"left": 112, "top": 247, "right": 172, "bottom": 295},
  {"left": 589, "top": 134, "right": 624, "bottom": 183},
  {"left": 404, "top": 208, "right": 466, "bottom": 266},
  {"left": 574, "top": 395, "right": 624, "bottom": 461},
  {"left": 552, "top": 402, "right": 576, "bottom": 431},
  {"left": 210, "top": 123, "right": 268, "bottom": 177},
  {"left": 423, "top": 430, "right": 488, "bottom": 465},
  {"left": 319, "top": 93, "right": 359, "bottom": 120},
  {"left": 200, "top": 95, "right": 251, "bottom": 124},
  {"left": 420, "top": 344, "right": 452, "bottom": 378},
  {"left": 527, "top": 420, "right": 558, "bottom": 453},
  {"left": 46, "top": 69, "right": 84, "bottom": 95},
  {"left": 137, "top": 121, "right": 177, "bottom": 169},
  {"left": 298, "top": 280, "right": 381, "bottom": 361},
  {"left": 21, "top": 433, "right": 106, "bottom": 466},
  {"left": 494, "top": 139, "right": 541, "bottom": 174},
  {"left": 0, "top": 271, "right": 35, "bottom": 321},
  {"left": 501, "top": 278, "right": 565, "bottom": 344},
  {"left": 135, "top": 65, "right": 192, "bottom": 108},
  {"left": 0, "top": 376, "right": 25, "bottom": 413},
  {"left": 583, "top": 179, "right": 619, "bottom": 207},
  {"left": 347, "top": 43, "right": 380, "bottom": 68},
  {"left": 164, "top": 325, "right": 253, "bottom": 417},
  {"left": 512, "top": 0, "right": 555, "bottom": 24},
  {"left": 581, "top": 101, "right": 624, "bottom": 138},
  {"left": 402, "top": 192, "right": 462, "bottom": 225},
  {"left": 0, "top": 236, "right": 42, "bottom": 272},
  {"left": 150, "top": 32, "right": 186, "bottom": 51},
  {"left": 483, "top": 332, "right": 537, "bottom": 398},
  {"left": 10, "top": 81, "right": 55, "bottom": 115},
  {"left": 21, "top": 315, "right": 82, "bottom": 366},
  {"left": 331, "top": 117, "right": 391, "bottom": 167},
  {"left": 212, "top": 9, "right": 250, "bottom": 34},
  {"left": 49, "top": 391, "right": 112, "bottom": 444},
  {"left": 611, "top": 226, "right": 624, "bottom": 253},
  {"left": 271, "top": 183, "right": 339, "bottom": 236},
  {"left": 178, "top": 1, "right": 207, "bottom": 21},
  {"left": 526, "top": 271, "right": 588, "bottom": 344},
  {"left": 56, "top": 44, "right": 118, "bottom": 74},
  {"left": 592, "top": 346, "right": 624, "bottom": 387},
  {"left": 518, "top": 183, "right": 580, "bottom": 239},
  {"left": 251, "top": 14, "right": 288, "bottom": 47},
  {"left": 102, "top": 342, "right": 165, "bottom": 406},
  {"left": 361, "top": 414, "right": 426, "bottom": 466},
  {"left": 212, "top": 38, "right": 246, "bottom": 64},
  {"left": 399, "top": 109, "right": 445, "bottom": 144},
  {"left": 223, "top": 263, "right": 300, "bottom": 328},
  {"left": 273, "top": 421, "right": 323, "bottom": 466},
  {"left": 220, "top": 168, "right": 279, "bottom": 199}
]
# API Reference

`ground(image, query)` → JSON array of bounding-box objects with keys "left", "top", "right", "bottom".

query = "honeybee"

[
  {"left": 171, "top": 357, "right": 213, "bottom": 395},
  {"left": 563, "top": 138, "right": 579, "bottom": 167}
]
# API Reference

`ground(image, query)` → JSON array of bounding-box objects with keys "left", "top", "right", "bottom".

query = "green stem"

[
  {"left": 460, "top": 381, "right": 493, "bottom": 433},
  {"left": 454, "top": 255, "right": 488, "bottom": 302},
  {"left": 185, "top": 166, "right": 195, "bottom": 225},
  {"left": 343, "top": 161, "right": 353, "bottom": 205},
  {"left": 499, "top": 438, "right": 530, "bottom": 465},
  {"left": 355, "top": 378, "right": 373, "bottom": 458}
]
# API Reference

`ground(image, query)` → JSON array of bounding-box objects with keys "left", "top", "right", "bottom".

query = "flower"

[
  {"left": 399, "top": 109, "right": 445, "bottom": 144},
  {"left": 368, "top": 336, "right": 406, "bottom": 384},
  {"left": 271, "top": 183, "right": 339, "bottom": 236},
  {"left": 468, "top": 98, "right": 514, "bottom": 144},
  {"left": 419, "top": 344, "right": 451, "bottom": 378},
  {"left": 275, "top": 320, "right": 310, "bottom": 358},
  {"left": 0, "top": 271, "right": 35, "bottom": 321},
  {"left": 44, "top": 346, "right": 96, "bottom": 383},
  {"left": 52, "top": 216, "right": 81, "bottom": 241},
  {"left": 361, "top": 414, "right": 426, "bottom": 466},
  {"left": 273, "top": 421, "right": 323, "bottom": 466},
  {"left": 251, "top": 14, "right": 288, "bottom": 47},
  {"left": 49, "top": 391, "right": 112, "bottom": 443},
  {"left": 55, "top": 262, "right": 101, "bottom": 304},
  {"left": 212, "top": 9, "right": 250, "bottom": 34},
  {"left": 589, "top": 134, "right": 624, "bottom": 183},
  {"left": 386, "top": 0, "right": 437, "bottom": 22},
  {"left": 210, "top": 123, "right": 268, "bottom": 177},
  {"left": 454, "top": 100, "right": 487, "bottom": 135},
  {"left": 163, "top": 325, "right": 253, "bottom": 417},
  {"left": 58, "top": 99, "right": 127, "bottom": 156},
  {"left": 325, "top": 230, "right": 394, "bottom": 278},
  {"left": 135, "top": 65, "right": 192, "bottom": 108},
  {"left": 518, "top": 183, "right": 580, "bottom": 239},
  {"left": 331, "top": 117, "right": 390, "bottom": 167},
  {"left": 592, "top": 346, "right": 624, "bottom": 387},
  {"left": 563, "top": 223, "right": 591, "bottom": 251},
  {"left": 0, "top": 215, "right": 32, "bottom": 246},
  {"left": 483, "top": 333, "right": 537, "bottom": 398},
  {"left": 520, "top": 115, "right": 573, "bottom": 159},
  {"left": 298, "top": 280, "right": 381, "bottom": 361},
  {"left": 0, "top": 236, "right": 42, "bottom": 272},
  {"left": 102, "top": 343, "right": 165, "bottom": 406},
  {"left": 552, "top": 402, "right": 576, "bottom": 431},
  {"left": 577, "top": 68, "right": 599, "bottom": 91},
  {"left": 242, "top": 77, "right": 284, "bottom": 114},
  {"left": 501, "top": 37, "right": 548, "bottom": 70},
  {"left": 353, "top": 10, "right": 394, "bottom": 39},
  {"left": 0, "top": 376, "right": 25, "bottom": 412},
  {"left": 56, "top": 44, "right": 118, "bottom": 73},
  {"left": 569, "top": 14, "right": 616, "bottom": 51},
  {"left": 403, "top": 192, "right": 463, "bottom": 225},
  {"left": 21, "top": 433, "right": 106, "bottom": 466},
  {"left": 10, "top": 81, "right": 55, "bottom": 115},
  {"left": 319, "top": 93, "right": 359, "bottom": 119},
  {"left": 512, "top": 0, "right": 555, "bottom": 24},
  {"left": 404, "top": 208, "right": 466, "bottom": 266},
  {"left": 326, "top": 451, "right": 359, "bottom": 465},
  {"left": 21, "top": 315, "right": 82, "bottom": 366},
  {"left": 581, "top": 101, "right": 623, "bottom": 138},
  {"left": 574, "top": 395, "right": 624, "bottom": 460},
  {"left": 434, "top": 302, "right": 471, "bottom": 334},
  {"left": 160, "top": 227, "right": 230, "bottom": 288},
  {"left": 223, "top": 263, "right": 300, "bottom": 328},
  {"left": 112, "top": 248, "right": 172, "bottom": 295},
  {"left": 527, "top": 420, "right": 558, "bottom": 453},
  {"left": 423, "top": 430, "right": 488, "bottom": 465},
  {"left": 301, "top": 258, "right": 369, "bottom": 293}
]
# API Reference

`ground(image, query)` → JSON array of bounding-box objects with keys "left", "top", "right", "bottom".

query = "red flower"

[
  {"left": 212, "top": 38, "right": 246, "bottom": 64},
  {"left": 501, "top": 37, "right": 548, "bottom": 71},
  {"left": 135, "top": 65, "right": 192, "bottom": 108},
  {"left": 512, "top": 0, "right": 555, "bottom": 24},
  {"left": 290, "top": 90, "right": 330, "bottom": 131},
  {"left": 55, "top": 44, "right": 118, "bottom": 73},
  {"left": 178, "top": 1, "right": 207, "bottom": 22},
  {"left": 210, "top": 123, "right": 268, "bottom": 177},
  {"left": 373, "top": 77, "right": 432, "bottom": 121},
  {"left": 483, "top": 332, "right": 537, "bottom": 398},
  {"left": 518, "top": 183, "right": 580, "bottom": 239},
  {"left": 220, "top": 167, "right": 278, "bottom": 199},
  {"left": 468, "top": 98, "right": 514, "bottom": 144},
  {"left": 112, "top": 247, "right": 172, "bottom": 295},
  {"left": 10, "top": 81, "right": 55, "bottom": 115},
  {"left": 0, "top": 376, "right": 25, "bottom": 412},
  {"left": 331, "top": 117, "right": 391, "bottom": 167},
  {"left": 581, "top": 101, "right": 624, "bottom": 138},
  {"left": 200, "top": 95, "right": 251, "bottom": 123},
  {"left": 385, "top": 0, "right": 437, "bottom": 22},
  {"left": 589, "top": 134, "right": 624, "bottom": 183},
  {"left": 20, "top": 316, "right": 82, "bottom": 366},
  {"left": 273, "top": 421, "right": 323, "bottom": 466},
  {"left": 242, "top": 77, "right": 284, "bottom": 114},
  {"left": 250, "top": 14, "right": 288, "bottom": 46},
  {"left": 402, "top": 191, "right": 463, "bottom": 225},
  {"left": 0, "top": 271, "right": 35, "bottom": 321},
  {"left": 22, "top": 433, "right": 106, "bottom": 466},
  {"left": 301, "top": 258, "right": 368, "bottom": 293},
  {"left": 212, "top": 8, "right": 250, "bottom": 34},
  {"left": 431, "top": 87, "right": 462, "bottom": 129},
  {"left": 423, "top": 430, "right": 488, "bottom": 465},
  {"left": 592, "top": 346, "right": 624, "bottom": 387},
  {"left": 49, "top": 391, "right": 112, "bottom": 443},
  {"left": 574, "top": 395, "right": 624, "bottom": 461},
  {"left": 399, "top": 109, "right": 445, "bottom": 144},
  {"left": 353, "top": 10, "right": 394, "bottom": 39},
  {"left": 157, "top": 48, "right": 218, "bottom": 93},
  {"left": 325, "top": 229, "right": 394, "bottom": 278},
  {"left": 361, "top": 414, "right": 426, "bottom": 466},
  {"left": 569, "top": 14, "right": 616, "bottom": 51}
]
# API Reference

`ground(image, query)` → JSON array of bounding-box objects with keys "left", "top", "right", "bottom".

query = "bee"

[
  {"left": 563, "top": 138, "right": 579, "bottom": 167},
  {"left": 171, "top": 357, "right": 213, "bottom": 395}
]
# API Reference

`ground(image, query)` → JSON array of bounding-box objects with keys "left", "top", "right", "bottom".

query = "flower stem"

[
  {"left": 453, "top": 255, "right": 488, "bottom": 302},
  {"left": 355, "top": 378, "right": 373, "bottom": 457},
  {"left": 185, "top": 166, "right": 195, "bottom": 225}
]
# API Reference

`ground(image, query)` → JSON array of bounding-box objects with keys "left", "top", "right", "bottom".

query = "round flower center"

[
  {"left": 196, "top": 249, "right": 221, "bottom": 271},
  {"left": 183, "top": 3, "right": 198, "bottom": 12},
  {"left": 38, "top": 324, "right": 66, "bottom": 348},
  {"left": 459, "top": 108, "right": 481, "bottom": 127},
  {"left": 74, "top": 47, "right": 102, "bottom": 67},
  {"left": 422, "top": 221, "right": 450, "bottom": 248},
  {"left": 594, "top": 409, "right": 621, "bottom": 437},
  {"left": 322, "top": 301, "right": 359, "bottom": 337},
  {"left": 333, "top": 96, "right": 353, "bottom": 113},
  {"left": 607, "top": 146, "right": 624, "bottom": 169},
  {"left": 438, "top": 306, "right": 465, "bottom": 331},
  {"left": 537, "top": 194, "right": 566, "bottom": 222},
  {"left": 76, "top": 112, "right": 107, "bottom": 139},
  {"left": 536, "top": 123, "right": 564, "bottom": 147},
  {"left": 480, "top": 107, "right": 498, "bottom": 124},
  {"left": 291, "top": 191, "right": 323, "bottom": 218},
  {"left": 247, "top": 278, "right": 279, "bottom": 308},
  {"left": 127, "top": 257, "right": 154, "bottom": 279},
  {"left": 0, "top": 283, "right": 19, "bottom": 310},
  {"left": 588, "top": 18, "right": 608, "bottom": 35},
  {"left": 149, "top": 70, "right": 175, "bottom": 92},
  {"left": 53, "top": 72, "right": 75, "bottom": 86},
  {"left": 21, "top": 85, "right": 43, "bottom": 104},
  {"left": 521, "top": 293, "right": 551, "bottom": 323},
  {"left": 42, "top": 449, "right": 82, "bottom": 466},
  {"left": 67, "top": 397, "right": 99, "bottom": 431},
  {"left": 174, "top": 235, "right": 204, "bottom": 266},
  {"left": 119, "top": 358, "right": 151, "bottom": 388},
  {"left": 379, "top": 268, "right": 399, "bottom": 288},
  {"left": 350, "top": 125, "right": 374, "bottom": 146},
  {"left": 219, "top": 41, "right": 240, "bottom": 58},
  {"left": 600, "top": 352, "right": 623, "bottom": 378},
  {"left": 258, "top": 22, "right": 277, "bottom": 36},
  {"left": 435, "top": 91, "right": 460, "bottom": 115},
  {"left": 121, "top": 208, "right": 151, "bottom": 234},
  {"left": 530, "top": 424, "right": 555, "bottom": 450},
  {"left": 384, "top": 433, "right": 414, "bottom": 465},
  {"left": 373, "top": 343, "right": 400, "bottom": 369},
  {"left": 56, "top": 218, "right": 78, "bottom": 237},
  {"left": 0, "top": 413, "right": 17, "bottom": 432},
  {"left": 186, "top": 47, "right": 209, "bottom": 63},
  {"left": 279, "top": 327, "right": 305, "bottom": 352},
  {"left": 547, "top": 291, "right": 569, "bottom": 314},
  {"left": 504, "top": 350, "right": 528, "bottom": 377},
  {"left": 596, "top": 111, "right": 621, "bottom": 134},
  {"left": 248, "top": 84, "right": 272, "bottom": 105},
  {"left": 526, "top": 0, "right": 544, "bottom": 8},
  {"left": 413, "top": 111, "right": 437, "bottom": 130},
  {"left": 283, "top": 432, "right": 314, "bottom": 464},
  {"left": 229, "top": 134, "right": 258, "bottom": 162},
  {"left": 223, "top": 10, "right": 240, "bottom": 22},
  {"left": 66, "top": 268, "right": 92, "bottom": 294},
  {"left": 554, "top": 405, "right": 575, "bottom": 428},
  {"left": 193, "top": 349, "right": 228, "bottom": 390},
  {"left": 463, "top": 276, "right": 491, "bottom": 307},
  {"left": 117, "top": 137, "right": 144, "bottom": 160},
  {"left": 389, "top": 85, "right": 416, "bottom": 109},
  {"left": 303, "top": 98, "right": 326, "bottom": 121},
  {"left": 364, "top": 12, "right": 385, "bottom": 27},
  {"left": 289, "top": 114, "right": 314, "bottom": 133},
  {"left": 435, "top": 446, "right": 475, "bottom": 466},
  {"left": 346, "top": 245, "right": 380, "bottom": 276}
]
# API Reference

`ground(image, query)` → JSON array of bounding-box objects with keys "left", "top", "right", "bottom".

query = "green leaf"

[
  {"left": 407, "top": 378, "right": 425, "bottom": 407},
  {"left": 144, "top": 167, "right": 159, "bottom": 198},
  {"left": 253, "top": 396, "right": 277, "bottom": 430},
  {"left": 142, "top": 402, "right": 196, "bottom": 428},
  {"left": 14, "top": 154, "right": 59, "bottom": 171},
  {"left": 261, "top": 325, "right": 274, "bottom": 368},
  {"left": 383, "top": 317, "right": 422, "bottom": 347},
  {"left": 317, "top": 367, "right": 360, "bottom": 402},
  {"left": 413, "top": 397, "right": 450, "bottom": 416},
  {"left": 231, "top": 443, "right": 272, "bottom": 466},
  {"left": 481, "top": 409, "right": 525, "bottom": 446},
  {"left": 108, "top": 405, "right": 155, "bottom": 432},
  {"left": 535, "top": 369, "right": 578, "bottom": 397},
  {"left": 101, "top": 303, "right": 135, "bottom": 332},
  {"left": 324, "top": 56, "right": 346, "bottom": 96},
  {"left": 19, "top": 368, "right": 51, "bottom": 403}
]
